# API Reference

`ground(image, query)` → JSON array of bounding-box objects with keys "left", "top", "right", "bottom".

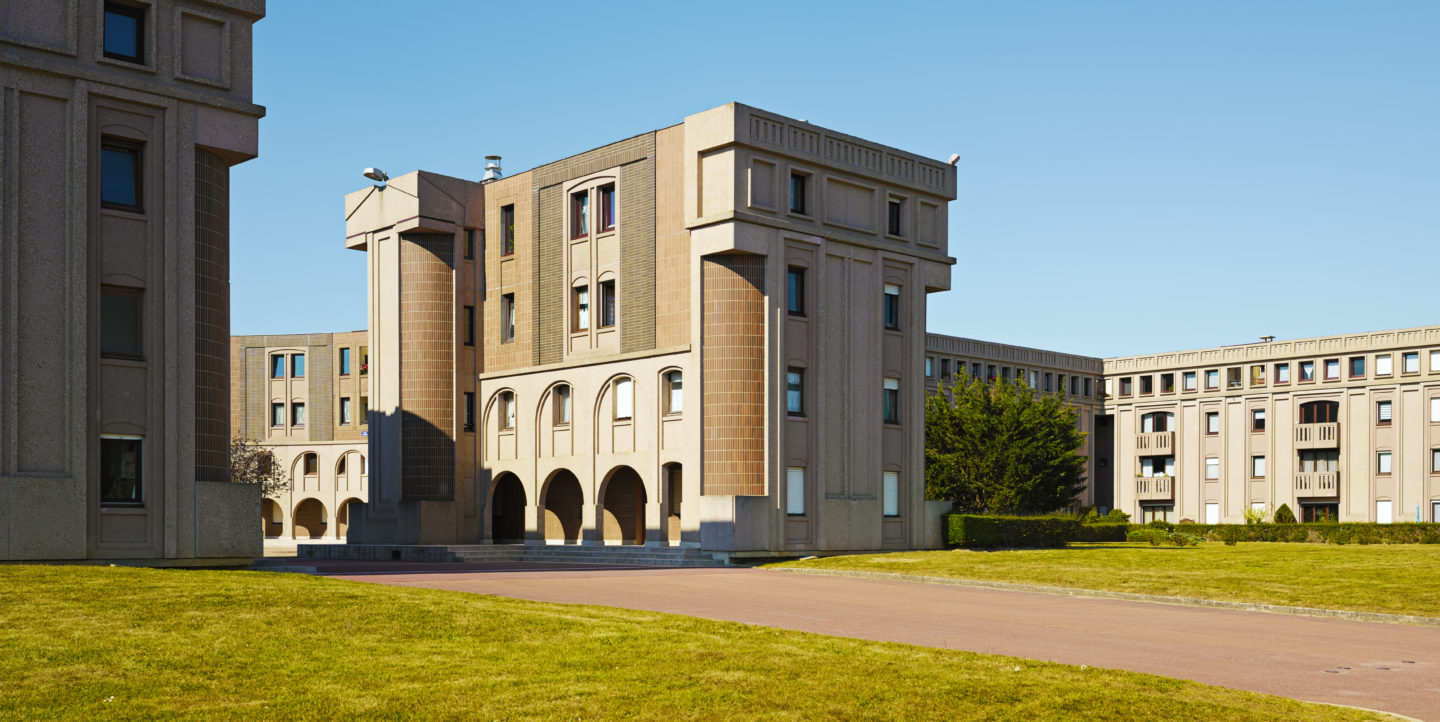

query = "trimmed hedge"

[
  {"left": 946, "top": 515, "right": 1079, "bottom": 548},
  {"left": 1175, "top": 522, "right": 1440, "bottom": 545},
  {"left": 1127, "top": 529, "right": 1202, "bottom": 546},
  {"left": 1070, "top": 523, "right": 1130, "bottom": 542}
]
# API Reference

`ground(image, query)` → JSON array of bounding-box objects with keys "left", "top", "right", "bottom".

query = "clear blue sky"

[{"left": 232, "top": 1, "right": 1439, "bottom": 358}]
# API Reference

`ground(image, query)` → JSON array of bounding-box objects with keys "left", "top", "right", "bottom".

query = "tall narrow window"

[
  {"left": 464, "top": 305, "right": 475, "bottom": 346},
  {"left": 925, "top": 357, "right": 934, "bottom": 377},
  {"left": 599, "top": 280, "right": 616, "bottom": 328},
  {"left": 1432, "top": 397, "right": 1440, "bottom": 423},
  {"left": 665, "top": 371, "right": 683, "bottom": 414},
  {"left": 270, "top": 354, "right": 285, "bottom": 379},
  {"left": 883, "top": 284, "right": 900, "bottom": 330},
  {"left": 570, "top": 191, "right": 589, "bottom": 238},
  {"left": 1432, "top": 350, "right": 1440, "bottom": 372},
  {"left": 554, "top": 384, "right": 572, "bottom": 425},
  {"left": 789, "top": 173, "right": 807, "bottom": 214},
  {"left": 463, "top": 228, "right": 475, "bottom": 259},
  {"left": 100, "top": 286, "right": 142, "bottom": 358},
  {"left": 101, "top": 139, "right": 142, "bottom": 210},
  {"left": 102, "top": 3, "right": 145, "bottom": 63},
  {"left": 100, "top": 436, "right": 143, "bottom": 506},
  {"left": 1252, "top": 408, "right": 1266, "bottom": 432},
  {"left": 291, "top": 353, "right": 305, "bottom": 378},
  {"left": 339, "top": 397, "right": 352, "bottom": 425},
  {"left": 1251, "top": 455, "right": 1265, "bottom": 478},
  {"left": 786, "top": 467, "right": 806, "bottom": 515},
  {"left": 1377, "top": 450, "right": 1392, "bottom": 475},
  {"left": 786, "top": 267, "right": 805, "bottom": 316},
  {"left": 1377, "top": 400, "right": 1392, "bottom": 426},
  {"left": 501, "top": 205, "right": 515, "bottom": 255},
  {"left": 291, "top": 402, "right": 306, "bottom": 427},
  {"left": 360, "top": 396, "right": 368, "bottom": 425},
  {"left": 787, "top": 368, "right": 804, "bottom": 416},
  {"left": 1432, "top": 449, "right": 1440, "bottom": 473},
  {"left": 303, "top": 452, "right": 318, "bottom": 476},
  {"left": 339, "top": 347, "right": 352, "bottom": 375},
  {"left": 1084, "top": 378, "right": 1092, "bottom": 397},
  {"left": 1206, "top": 411, "right": 1219, "bottom": 434},
  {"left": 270, "top": 402, "right": 285, "bottom": 427},
  {"left": 882, "top": 471, "right": 900, "bottom": 516},
  {"left": 573, "top": 286, "right": 590, "bottom": 331},
  {"left": 463, "top": 392, "right": 475, "bottom": 432},
  {"left": 883, "top": 378, "right": 900, "bottom": 424},
  {"left": 501, "top": 293, "right": 515, "bottom": 342},
  {"left": 614, "top": 378, "right": 633, "bottom": 420},
  {"left": 941, "top": 359, "right": 951, "bottom": 379},
  {"left": 599, "top": 184, "right": 616, "bottom": 231},
  {"left": 500, "top": 391, "right": 515, "bottom": 430},
  {"left": 887, "top": 198, "right": 903, "bottom": 236}
]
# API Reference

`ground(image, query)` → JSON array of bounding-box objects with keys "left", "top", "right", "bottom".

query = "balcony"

[
  {"left": 1294, "top": 422, "right": 1339, "bottom": 449},
  {"left": 1294, "top": 471, "right": 1339, "bottom": 498},
  {"left": 1135, "top": 476, "right": 1174, "bottom": 502},
  {"left": 1135, "top": 431, "right": 1175, "bottom": 455}
]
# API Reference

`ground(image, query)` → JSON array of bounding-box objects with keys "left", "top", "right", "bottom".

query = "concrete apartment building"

[
  {"left": 341, "top": 102, "right": 958, "bottom": 556},
  {"left": 1104, "top": 325, "right": 1440, "bottom": 525},
  {"left": 231, "top": 332, "right": 368, "bottom": 544},
  {"left": 0, "top": 0, "right": 264, "bottom": 562}
]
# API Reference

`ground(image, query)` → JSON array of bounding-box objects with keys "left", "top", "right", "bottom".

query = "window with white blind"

[
  {"left": 1141, "top": 456, "right": 1175, "bottom": 477},
  {"left": 1377, "top": 400, "right": 1392, "bottom": 425},
  {"left": 882, "top": 471, "right": 899, "bottom": 516},
  {"left": 1431, "top": 397, "right": 1440, "bottom": 423},
  {"left": 1183, "top": 371, "right": 1197, "bottom": 391},
  {"left": 1403, "top": 352, "right": 1419, "bottom": 373},
  {"left": 1251, "top": 455, "right": 1266, "bottom": 478},
  {"left": 1377, "top": 450, "right": 1391, "bottom": 475},
  {"left": 614, "top": 378, "right": 633, "bottom": 420},
  {"left": 1376, "top": 354, "right": 1392, "bottom": 376},
  {"left": 1432, "top": 350, "right": 1440, "bottom": 372},
  {"left": 1205, "top": 457, "right": 1220, "bottom": 480},
  {"left": 786, "top": 467, "right": 805, "bottom": 515},
  {"left": 1432, "top": 449, "right": 1440, "bottom": 473}
]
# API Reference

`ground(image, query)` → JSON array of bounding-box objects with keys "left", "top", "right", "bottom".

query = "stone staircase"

[{"left": 297, "top": 542, "right": 727, "bottom": 567}]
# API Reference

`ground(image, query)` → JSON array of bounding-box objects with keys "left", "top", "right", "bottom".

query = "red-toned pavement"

[{"left": 306, "top": 559, "right": 1440, "bottom": 719}]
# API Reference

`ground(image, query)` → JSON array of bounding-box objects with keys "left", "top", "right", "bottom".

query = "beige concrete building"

[
  {"left": 231, "top": 331, "right": 368, "bottom": 544},
  {"left": 342, "top": 102, "right": 957, "bottom": 556},
  {"left": 0, "top": 0, "right": 264, "bottom": 562},
  {"left": 1103, "top": 325, "right": 1440, "bottom": 524},
  {"left": 923, "top": 334, "right": 1107, "bottom": 505}
]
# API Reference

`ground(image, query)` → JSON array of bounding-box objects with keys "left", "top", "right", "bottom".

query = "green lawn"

[
  {"left": 770, "top": 542, "right": 1440, "bottom": 618},
  {"left": 0, "top": 566, "right": 1384, "bottom": 721}
]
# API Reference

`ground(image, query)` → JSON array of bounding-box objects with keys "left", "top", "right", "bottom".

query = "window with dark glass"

[
  {"left": 554, "top": 384, "right": 572, "bottom": 425},
  {"left": 464, "top": 229, "right": 475, "bottom": 260},
  {"left": 103, "top": 2, "right": 145, "bottom": 63},
  {"left": 1119, "top": 377, "right": 1133, "bottom": 396},
  {"left": 303, "top": 452, "right": 318, "bottom": 476},
  {"left": 599, "top": 184, "right": 616, "bottom": 231},
  {"left": 270, "top": 402, "right": 284, "bottom": 427},
  {"left": 464, "top": 392, "right": 475, "bottom": 431},
  {"left": 1299, "top": 400, "right": 1339, "bottom": 424},
  {"left": 291, "top": 353, "right": 305, "bottom": 378},
  {"left": 1349, "top": 356, "right": 1366, "bottom": 378},
  {"left": 882, "top": 378, "right": 900, "bottom": 424},
  {"left": 789, "top": 173, "right": 807, "bottom": 214},
  {"left": 786, "top": 267, "right": 805, "bottom": 316},
  {"left": 360, "top": 396, "right": 369, "bottom": 425},
  {"left": 501, "top": 205, "right": 515, "bottom": 255},
  {"left": 100, "top": 286, "right": 142, "bottom": 358},
  {"left": 291, "top": 402, "right": 306, "bottom": 427},
  {"left": 570, "top": 191, "right": 589, "bottom": 238},
  {"left": 786, "top": 368, "right": 804, "bottom": 416},
  {"left": 887, "top": 198, "right": 903, "bottom": 236},
  {"left": 1159, "top": 373, "right": 1174, "bottom": 393},
  {"left": 100, "top": 436, "right": 142, "bottom": 505},
  {"left": 340, "top": 397, "right": 352, "bottom": 425},
  {"left": 599, "top": 280, "right": 616, "bottom": 328},
  {"left": 270, "top": 354, "right": 285, "bottom": 379},
  {"left": 883, "top": 284, "right": 900, "bottom": 330},
  {"left": 101, "top": 139, "right": 142, "bottom": 210},
  {"left": 464, "top": 305, "right": 475, "bottom": 346},
  {"left": 1252, "top": 408, "right": 1266, "bottom": 432},
  {"left": 339, "top": 347, "right": 352, "bottom": 375},
  {"left": 501, "top": 293, "right": 515, "bottom": 342},
  {"left": 1139, "top": 376, "right": 1154, "bottom": 395},
  {"left": 573, "top": 285, "right": 589, "bottom": 331}
]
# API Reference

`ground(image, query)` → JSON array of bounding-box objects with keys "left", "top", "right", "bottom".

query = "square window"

[
  {"left": 1119, "top": 377, "right": 1132, "bottom": 396},
  {"left": 340, "top": 397, "right": 352, "bottom": 425},
  {"left": 1377, "top": 450, "right": 1391, "bottom": 475},
  {"left": 1403, "top": 352, "right": 1419, "bottom": 374},
  {"left": 1376, "top": 354, "right": 1392, "bottom": 376},
  {"left": 883, "top": 284, "right": 900, "bottom": 330},
  {"left": 501, "top": 293, "right": 515, "bottom": 341},
  {"left": 1300, "top": 360, "right": 1315, "bottom": 382},
  {"left": 1182, "top": 371, "right": 1197, "bottom": 391},
  {"left": 1139, "top": 376, "right": 1154, "bottom": 395},
  {"left": 339, "top": 347, "right": 352, "bottom": 375},
  {"left": 570, "top": 191, "right": 589, "bottom": 238},
  {"left": 1249, "top": 364, "right": 1265, "bottom": 386},
  {"left": 100, "top": 436, "right": 143, "bottom": 505},
  {"left": 887, "top": 198, "right": 903, "bottom": 236},
  {"left": 882, "top": 377, "right": 900, "bottom": 424},
  {"left": 1377, "top": 400, "right": 1392, "bottom": 426},
  {"left": 598, "top": 280, "right": 616, "bottom": 328},
  {"left": 101, "top": 139, "right": 142, "bottom": 210},
  {"left": 786, "top": 467, "right": 806, "bottom": 515},
  {"left": 1349, "top": 356, "right": 1365, "bottom": 378},
  {"left": 1324, "top": 359, "right": 1340, "bottom": 380},
  {"left": 1206, "top": 411, "right": 1220, "bottom": 434},
  {"left": 787, "top": 368, "right": 804, "bottom": 416},
  {"left": 1252, "top": 408, "right": 1266, "bottom": 432},
  {"left": 787, "top": 267, "right": 805, "bottom": 316},
  {"left": 789, "top": 173, "right": 808, "bottom": 215},
  {"left": 599, "top": 184, "right": 616, "bottom": 231},
  {"left": 291, "top": 353, "right": 305, "bottom": 378},
  {"left": 100, "top": 286, "right": 142, "bottom": 358},
  {"left": 500, "top": 205, "right": 516, "bottom": 255},
  {"left": 1205, "top": 369, "right": 1219, "bottom": 389},
  {"left": 573, "top": 286, "right": 589, "bottom": 331},
  {"left": 103, "top": 2, "right": 145, "bottom": 63},
  {"left": 1275, "top": 363, "right": 1290, "bottom": 384},
  {"left": 1227, "top": 368, "right": 1242, "bottom": 389},
  {"left": 1251, "top": 455, "right": 1265, "bottom": 478}
]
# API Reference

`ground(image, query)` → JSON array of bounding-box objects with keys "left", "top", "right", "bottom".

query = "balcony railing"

[
  {"left": 1135, "top": 475, "right": 1174, "bottom": 501},
  {"left": 1135, "top": 431, "right": 1175, "bottom": 455},
  {"left": 1294, "top": 422, "right": 1339, "bottom": 449},
  {"left": 1294, "top": 471, "right": 1339, "bottom": 498}
]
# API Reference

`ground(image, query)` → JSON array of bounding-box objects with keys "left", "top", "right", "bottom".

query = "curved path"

[{"left": 308, "top": 559, "right": 1440, "bottom": 720}]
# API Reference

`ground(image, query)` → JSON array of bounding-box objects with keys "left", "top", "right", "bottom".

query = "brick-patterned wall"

[
  {"left": 701, "top": 253, "right": 767, "bottom": 496},
  {"left": 194, "top": 149, "right": 230, "bottom": 483},
  {"left": 482, "top": 174, "right": 533, "bottom": 374},
  {"left": 308, "top": 338, "right": 334, "bottom": 442},
  {"left": 534, "top": 184, "right": 563, "bottom": 366},
  {"left": 619, "top": 158, "right": 656, "bottom": 354},
  {"left": 399, "top": 234, "right": 455, "bottom": 501},
  {"left": 654, "top": 125, "right": 690, "bottom": 348}
]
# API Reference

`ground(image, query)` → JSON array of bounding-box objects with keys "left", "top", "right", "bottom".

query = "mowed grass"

[
  {"left": 0, "top": 566, "right": 1386, "bottom": 721},
  {"left": 771, "top": 542, "right": 1440, "bottom": 618}
]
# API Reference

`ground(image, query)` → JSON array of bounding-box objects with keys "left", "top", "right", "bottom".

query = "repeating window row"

[{"left": 1111, "top": 351, "right": 1440, "bottom": 398}]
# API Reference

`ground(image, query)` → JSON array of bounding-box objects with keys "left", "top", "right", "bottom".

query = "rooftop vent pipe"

[{"left": 483, "top": 155, "right": 503, "bottom": 181}]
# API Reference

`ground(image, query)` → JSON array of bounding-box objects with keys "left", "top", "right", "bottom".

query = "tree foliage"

[
  {"left": 925, "top": 376, "right": 1088, "bottom": 515},
  {"left": 229, "top": 437, "right": 288, "bottom": 497}
]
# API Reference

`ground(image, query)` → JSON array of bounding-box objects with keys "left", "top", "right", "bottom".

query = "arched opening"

[
  {"left": 663, "top": 463, "right": 682, "bottom": 543},
  {"left": 602, "top": 466, "right": 646, "bottom": 545},
  {"left": 336, "top": 498, "right": 362, "bottom": 541},
  {"left": 1300, "top": 400, "right": 1340, "bottom": 424},
  {"left": 490, "top": 473, "right": 527, "bottom": 544},
  {"left": 261, "top": 498, "right": 283, "bottom": 538},
  {"left": 542, "top": 470, "right": 583, "bottom": 544},
  {"left": 293, "top": 499, "right": 327, "bottom": 539}
]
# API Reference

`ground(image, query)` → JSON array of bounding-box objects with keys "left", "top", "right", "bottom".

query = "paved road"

[{"left": 306, "top": 560, "right": 1440, "bottom": 720}]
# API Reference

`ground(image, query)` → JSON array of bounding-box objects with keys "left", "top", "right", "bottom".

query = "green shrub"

[
  {"left": 1146, "top": 520, "right": 1175, "bottom": 532},
  {"left": 945, "top": 515, "right": 1080, "bottom": 549},
  {"left": 1127, "top": 529, "right": 1200, "bottom": 546},
  {"left": 1173, "top": 522, "right": 1440, "bottom": 545},
  {"left": 1069, "top": 523, "right": 1130, "bottom": 542},
  {"left": 1102, "top": 509, "right": 1131, "bottom": 523},
  {"left": 1242, "top": 506, "right": 1267, "bottom": 525},
  {"left": 1273, "top": 504, "right": 1297, "bottom": 524}
]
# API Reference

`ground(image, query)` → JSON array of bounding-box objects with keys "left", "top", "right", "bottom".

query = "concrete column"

[{"left": 583, "top": 502, "right": 602, "bottom": 545}]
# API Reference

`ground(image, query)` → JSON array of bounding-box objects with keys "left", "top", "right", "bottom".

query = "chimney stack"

[{"left": 483, "top": 155, "right": 503, "bottom": 181}]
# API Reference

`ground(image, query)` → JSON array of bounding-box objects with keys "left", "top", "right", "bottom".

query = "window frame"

[
  {"left": 463, "top": 305, "right": 476, "bottom": 346},
  {"left": 1251, "top": 455, "right": 1266, "bottom": 479},
  {"left": 1402, "top": 352, "right": 1419, "bottom": 374},
  {"left": 1251, "top": 408, "right": 1266, "bottom": 432},
  {"left": 1376, "top": 400, "right": 1392, "bottom": 426},
  {"left": 100, "top": 435, "right": 144, "bottom": 507},
  {"left": 463, "top": 228, "right": 476, "bottom": 260},
  {"left": 598, "top": 279, "right": 616, "bottom": 329},
  {"left": 1377, "top": 450, "right": 1392, "bottom": 475},
  {"left": 102, "top": 2, "right": 146, "bottom": 64},
  {"left": 1205, "top": 411, "right": 1220, "bottom": 435},
  {"left": 500, "top": 204, "right": 516, "bottom": 255},
  {"left": 786, "top": 367, "right": 805, "bottom": 417},
  {"left": 786, "top": 466, "right": 806, "bottom": 515},
  {"left": 882, "top": 470, "right": 900, "bottom": 517},
  {"left": 500, "top": 293, "right": 515, "bottom": 342},
  {"left": 270, "top": 402, "right": 285, "bottom": 428},
  {"left": 339, "top": 347, "right": 352, "bottom": 376},
  {"left": 882, "top": 284, "right": 900, "bottom": 330},
  {"left": 882, "top": 377, "right": 900, "bottom": 425},
  {"left": 463, "top": 392, "right": 476, "bottom": 432},
  {"left": 664, "top": 371, "right": 683, "bottom": 416},
  {"left": 613, "top": 378, "right": 634, "bottom": 421},
  {"left": 1204, "top": 369, "right": 1219, "bottom": 390},
  {"left": 886, "top": 196, "right": 904, "bottom": 237},
  {"left": 291, "top": 401, "right": 306, "bottom": 428},
  {"left": 786, "top": 266, "right": 806, "bottom": 316},
  {"left": 573, "top": 285, "right": 590, "bottom": 332},
  {"left": 339, "top": 396, "right": 352, "bottom": 426},
  {"left": 1274, "top": 362, "right": 1290, "bottom": 385},
  {"left": 598, "top": 183, "right": 616, "bottom": 232},
  {"left": 1182, "top": 371, "right": 1197, "bottom": 392},
  {"left": 291, "top": 353, "right": 305, "bottom": 378},
  {"left": 553, "top": 384, "right": 572, "bottom": 426},
  {"left": 1323, "top": 358, "right": 1340, "bottom": 380},
  {"left": 788, "top": 172, "right": 809, "bottom": 216},
  {"left": 1376, "top": 354, "right": 1393, "bottom": 377},
  {"left": 499, "top": 391, "right": 515, "bottom": 431},
  {"left": 570, "top": 191, "right": 589, "bottom": 239},
  {"left": 100, "top": 137, "right": 144, "bottom": 212},
  {"left": 1349, "top": 356, "right": 1366, "bottom": 379}
]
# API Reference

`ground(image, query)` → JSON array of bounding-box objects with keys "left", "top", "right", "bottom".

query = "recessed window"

[
  {"left": 883, "top": 471, "right": 900, "bottom": 516},
  {"left": 102, "top": 2, "right": 145, "bottom": 64},
  {"left": 1432, "top": 449, "right": 1440, "bottom": 474},
  {"left": 1300, "top": 361, "right": 1315, "bottom": 382},
  {"left": 1275, "top": 363, "right": 1290, "bottom": 385},
  {"left": 1160, "top": 373, "right": 1174, "bottom": 394},
  {"left": 1226, "top": 368, "right": 1242, "bottom": 389},
  {"left": 1139, "top": 376, "right": 1154, "bottom": 395},
  {"left": 464, "top": 392, "right": 475, "bottom": 432},
  {"left": 99, "top": 285, "right": 142, "bottom": 358},
  {"left": 1432, "top": 397, "right": 1440, "bottom": 423},
  {"left": 1299, "top": 449, "right": 1339, "bottom": 473},
  {"left": 1376, "top": 354, "right": 1392, "bottom": 376},
  {"left": 1300, "top": 400, "right": 1339, "bottom": 424},
  {"left": 339, "top": 347, "right": 352, "bottom": 376},
  {"left": 1083, "top": 377, "right": 1092, "bottom": 397},
  {"left": 1251, "top": 455, "right": 1266, "bottom": 479},
  {"left": 1140, "top": 412, "right": 1172, "bottom": 433},
  {"left": 614, "top": 378, "right": 633, "bottom": 420},
  {"left": 1205, "top": 456, "right": 1220, "bottom": 480},
  {"left": 291, "top": 402, "right": 306, "bottom": 427},
  {"left": 789, "top": 173, "right": 808, "bottom": 215},
  {"left": 941, "top": 359, "right": 952, "bottom": 379},
  {"left": 270, "top": 354, "right": 285, "bottom": 379},
  {"left": 786, "top": 267, "right": 805, "bottom": 316},
  {"left": 100, "top": 138, "right": 143, "bottom": 210},
  {"left": 570, "top": 191, "right": 589, "bottom": 238},
  {"left": 554, "top": 384, "right": 572, "bottom": 426},
  {"left": 887, "top": 198, "right": 903, "bottom": 236},
  {"left": 337, "top": 456, "right": 347, "bottom": 476},
  {"left": 1205, "top": 411, "right": 1219, "bottom": 435},
  {"left": 1432, "top": 350, "right": 1440, "bottom": 372},
  {"left": 1140, "top": 456, "right": 1173, "bottom": 477},
  {"left": 786, "top": 467, "right": 806, "bottom": 515},
  {"left": 499, "top": 391, "right": 515, "bottom": 430},
  {"left": 665, "top": 371, "right": 683, "bottom": 415},
  {"left": 1249, "top": 364, "right": 1265, "bottom": 386},
  {"left": 359, "top": 396, "right": 369, "bottom": 426},
  {"left": 1377, "top": 400, "right": 1392, "bottom": 426},
  {"left": 882, "top": 378, "right": 900, "bottom": 424},
  {"left": 787, "top": 368, "right": 804, "bottom": 416},
  {"left": 599, "top": 184, "right": 616, "bottom": 231},
  {"left": 270, "top": 402, "right": 285, "bottom": 427},
  {"left": 463, "top": 229, "right": 476, "bottom": 260},
  {"left": 1349, "top": 356, "right": 1366, "bottom": 378},
  {"left": 598, "top": 280, "right": 616, "bottom": 328},
  {"left": 1182, "top": 371, "right": 1197, "bottom": 391},
  {"left": 303, "top": 452, "right": 318, "bottom": 476},
  {"left": 100, "top": 436, "right": 143, "bottom": 506},
  {"left": 1204, "top": 369, "right": 1219, "bottom": 390},
  {"left": 501, "top": 293, "right": 515, "bottom": 342},
  {"left": 464, "top": 305, "right": 475, "bottom": 346},
  {"left": 1402, "top": 352, "right": 1419, "bottom": 374},
  {"left": 573, "top": 285, "right": 589, "bottom": 331},
  {"left": 1324, "top": 359, "right": 1340, "bottom": 380},
  {"left": 339, "top": 397, "right": 352, "bottom": 425},
  {"left": 883, "top": 284, "right": 900, "bottom": 330},
  {"left": 1251, "top": 408, "right": 1266, "bottom": 432},
  {"left": 1119, "top": 377, "right": 1133, "bottom": 396},
  {"left": 1377, "top": 450, "right": 1392, "bottom": 475},
  {"left": 291, "top": 354, "right": 305, "bottom": 378},
  {"left": 925, "top": 357, "right": 933, "bottom": 378},
  {"left": 500, "top": 205, "right": 516, "bottom": 255}
]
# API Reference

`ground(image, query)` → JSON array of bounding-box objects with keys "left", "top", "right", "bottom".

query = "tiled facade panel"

[
  {"left": 653, "top": 125, "right": 690, "bottom": 348},
  {"left": 399, "top": 234, "right": 455, "bottom": 501},
  {"left": 534, "top": 184, "right": 563, "bottom": 366},
  {"left": 619, "top": 157, "right": 656, "bottom": 354},
  {"left": 194, "top": 149, "right": 231, "bottom": 482},
  {"left": 483, "top": 175, "right": 532, "bottom": 374},
  {"left": 308, "top": 342, "right": 334, "bottom": 442},
  {"left": 702, "top": 253, "right": 766, "bottom": 495}
]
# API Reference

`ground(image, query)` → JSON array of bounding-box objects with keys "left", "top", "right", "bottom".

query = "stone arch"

[
  {"left": 600, "top": 465, "right": 646, "bottom": 545},
  {"left": 261, "top": 498, "right": 284, "bottom": 538},
  {"left": 336, "top": 497, "right": 363, "bottom": 541},
  {"left": 292, "top": 498, "right": 327, "bottom": 539},
  {"left": 540, "top": 469, "right": 584, "bottom": 544},
  {"left": 489, "top": 473, "right": 527, "bottom": 544}
]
